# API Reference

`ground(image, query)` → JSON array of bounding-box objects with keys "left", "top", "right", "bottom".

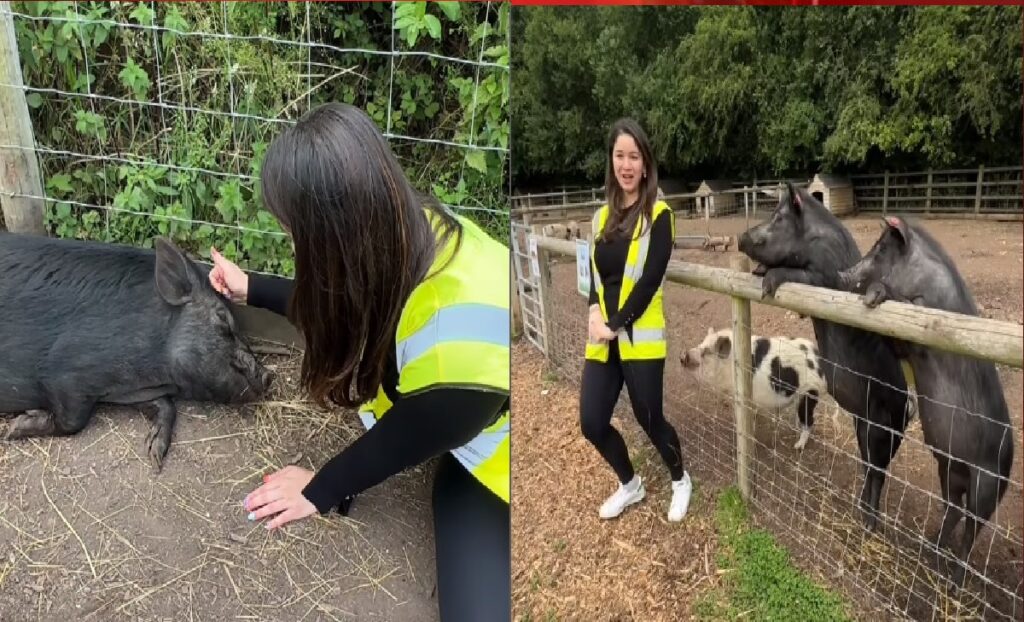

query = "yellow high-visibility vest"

[
  {"left": 586, "top": 200, "right": 674, "bottom": 362},
  {"left": 358, "top": 210, "right": 510, "bottom": 503}
]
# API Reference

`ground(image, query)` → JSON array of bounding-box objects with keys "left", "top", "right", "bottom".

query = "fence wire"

[
  {"left": 0, "top": 1, "right": 509, "bottom": 276},
  {"left": 534, "top": 248, "right": 1023, "bottom": 622}
]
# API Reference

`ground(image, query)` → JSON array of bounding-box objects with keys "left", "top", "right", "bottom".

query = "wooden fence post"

[
  {"left": 0, "top": 1, "right": 46, "bottom": 235},
  {"left": 730, "top": 254, "right": 754, "bottom": 502},
  {"left": 882, "top": 171, "right": 889, "bottom": 217},
  {"left": 744, "top": 190, "right": 749, "bottom": 230},
  {"left": 511, "top": 259, "right": 522, "bottom": 339},
  {"left": 925, "top": 170, "right": 933, "bottom": 216},
  {"left": 974, "top": 165, "right": 985, "bottom": 215}
]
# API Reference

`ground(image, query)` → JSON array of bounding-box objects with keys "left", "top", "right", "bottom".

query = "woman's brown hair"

[
  {"left": 260, "top": 102, "right": 461, "bottom": 409},
  {"left": 598, "top": 118, "right": 659, "bottom": 242}
]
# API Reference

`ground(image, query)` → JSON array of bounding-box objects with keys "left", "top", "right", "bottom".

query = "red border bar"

[{"left": 510, "top": 1, "right": 1023, "bottom": 6}]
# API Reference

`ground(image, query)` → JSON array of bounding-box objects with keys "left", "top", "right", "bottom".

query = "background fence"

[
  {"left": 517, "top": 227, "right": 1024, "bottom": 621},
  {"left": 852, "top": 167, "right": 1024, "bottom": 217},
  {"left": 512, "top": 165, "right": 1024, "bottom": 225},
  {"left": 0, "top": 1, "right": 510, "bottom": 276}
]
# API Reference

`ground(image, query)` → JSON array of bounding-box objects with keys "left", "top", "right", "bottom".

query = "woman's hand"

[
  {"left": 588, "top": 304, "right": 616, "bottom": 343},
  {"left": 243, "top": 465, "right": 319, "bottom": 530},
  {"left": 209, "top": 246, "right": 249, "bottom": 304},
  {"left": 592, "top": 322, "right": 616, "bottom": 342}
]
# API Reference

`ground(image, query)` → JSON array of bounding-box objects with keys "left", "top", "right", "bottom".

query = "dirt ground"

[
  {"left": 0, "top": 349, "right": 441, "bottom": 622},
  {"left": 516, "top": 215, "right": 1023, "bottom": 621},
  {"left": 511, "top": 339, "right": 726, "bottom": 622}
]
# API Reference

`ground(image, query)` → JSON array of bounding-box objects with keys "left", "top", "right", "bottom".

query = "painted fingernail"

[{"left": 247, "top": 512, "right": 255, "bottom": 521}]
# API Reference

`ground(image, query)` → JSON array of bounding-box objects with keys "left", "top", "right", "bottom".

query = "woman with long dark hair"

[
  {"left": 209, "top": 103, "right": 510, "bottom": 621},
  {"left": 581, "top": 118, "right": 691, "bottom": 522}
]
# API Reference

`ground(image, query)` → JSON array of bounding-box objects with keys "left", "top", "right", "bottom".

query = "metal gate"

[{"left": 511, "top": 220, "right": 547, "bottom": 353}]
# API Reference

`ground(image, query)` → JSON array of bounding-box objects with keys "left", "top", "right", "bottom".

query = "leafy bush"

[{"left": 13, "top": 1, "right": 509, "bottom": 273}]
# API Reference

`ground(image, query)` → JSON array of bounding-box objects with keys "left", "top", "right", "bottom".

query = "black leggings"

[
  {"left": 579, "top": 340, "right": 685, "bottom": 484},
  {"left": 432, "top": 452, "right": 510, "bottom": 622}
]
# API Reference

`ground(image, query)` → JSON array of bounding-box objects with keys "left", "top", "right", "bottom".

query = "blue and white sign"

[
  {"left": 528, "top": 234, "right": 540, "bottom": 278},
  {"left": 576, "top": 238, "right": 590, "bottom": 297}
]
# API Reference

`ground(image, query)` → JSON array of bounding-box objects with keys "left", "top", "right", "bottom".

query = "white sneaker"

[
  {"left": 668, "top": 472, "right": 692, "bottom": 522},
  {"left": 599, "top": 475, "right": 645, "bottom": 519}
]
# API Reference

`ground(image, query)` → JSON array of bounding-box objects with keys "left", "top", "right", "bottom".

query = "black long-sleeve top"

[
  {"left": 588, "top": 208, "right": 673, "bottom": 334},
  {"left": 246, "top": 273, "right": 508, "bottom": 514}
]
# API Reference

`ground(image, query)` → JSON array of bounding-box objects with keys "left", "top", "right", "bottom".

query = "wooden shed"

[
  {"left": 695, "top": 180, "right": 736, "bottom": 217},
  {"left": 807, "top": 174, "right": 855, "bottom": 216}
]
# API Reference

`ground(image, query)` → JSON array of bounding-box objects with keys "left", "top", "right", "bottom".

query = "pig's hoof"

[
  {"left": 145, "top": 426, "right": 171, "bottom": 473},
  {"left": 944, "top": 560, "right": 968, "bottom": 591},
  {"left": 761, "top": 272, "right": 783, "bottom": 298},
  {"left": 793, "top": 430, "right": 810, "bottom": 451},
  {"left": 858, "top": 505, "right": 880, "bottom": 532},
  {"left": 863, "top": 283, "right": 887, "bottom": 308}
]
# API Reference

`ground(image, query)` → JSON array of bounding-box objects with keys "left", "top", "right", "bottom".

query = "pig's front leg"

[
  {"left": 863, "top": 282, "right": 925, "bottom": 309},
  {"left": 142, "top": 397, "right": 177, "bottom": 473},
  {"left": 6, "top": 389, "right": 97, "bottom": 440},
  {"left": 760, "top": 268, "right": 831, "bottom": 299}
]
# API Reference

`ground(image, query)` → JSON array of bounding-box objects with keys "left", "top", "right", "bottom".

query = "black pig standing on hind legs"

[
  {"left": 737, "top": 183, "right": 913, "bottom": 533},
  {"left": 839, "top": 215, "right": 1015, "bottom": 589},
  {"left": 0, "top": 232, "right": 274, "bottom": 471}
]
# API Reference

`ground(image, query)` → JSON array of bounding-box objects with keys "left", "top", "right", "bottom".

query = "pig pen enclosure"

[
  {"left": 513, "top": 206, "right": 1024, "bottom": 621},
  {"left": 0, "top": 2, "right": 509, "bottom": 620}
]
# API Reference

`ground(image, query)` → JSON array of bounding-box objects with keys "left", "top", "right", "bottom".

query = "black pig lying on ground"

[
  {"left": 738, "top": 184, "right": 913, "bottom": 532},
  {"left": 839, "top": 216, "right": 1015, "bottom": 588},
  {"left": 0, "top": 233, "right": 273, "bottom": 471}
]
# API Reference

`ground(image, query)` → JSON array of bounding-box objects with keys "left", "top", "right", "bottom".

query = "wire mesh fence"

[
  {"left": 0, "top": 1, "right": 510, "bottom": 275},
  {"left": 527, "top": 238, "right": 1023, "bottom": 621}
]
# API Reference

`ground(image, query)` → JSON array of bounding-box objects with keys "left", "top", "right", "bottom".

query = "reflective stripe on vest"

[
  {"left": 630, "top": 327, "right": 665, "bottom": 342},
  {"left": 397, "top": 303, "right": 510, "bottom": 373}
]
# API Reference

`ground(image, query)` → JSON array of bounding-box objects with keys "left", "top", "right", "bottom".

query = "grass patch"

[
  {"left": 694, "top": 487, "right": 853, "bottom": 622},
  {"left": 542, "top": 369, "right": 561, "bottom": 383}
]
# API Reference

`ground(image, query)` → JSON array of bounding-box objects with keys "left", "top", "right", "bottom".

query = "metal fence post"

[{"left": 531, "top": 226, "right": 555, "bottom": 360}]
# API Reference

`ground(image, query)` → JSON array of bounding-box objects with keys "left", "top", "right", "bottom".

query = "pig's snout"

[
  {"left": 232, "top": 348, "right": 275, "bottom": 401},
  {"left": 680, "top": 350, "right": 699, "bottom": 370},
  {"left": 737, "top": 232, "right": 752, "bottom": 254},
  {"left": 737, "top": 231, "right": 764, "bottom": 258}
]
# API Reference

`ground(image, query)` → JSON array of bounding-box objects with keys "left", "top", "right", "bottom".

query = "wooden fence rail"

[{"left": 532, "top": 235, "right": 1024, "bottom": 369}]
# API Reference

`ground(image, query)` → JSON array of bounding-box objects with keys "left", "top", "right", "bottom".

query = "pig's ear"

[
  {"left": 714, "top": 335, "right": 732, "bottom": 359},
  {"left": 707, "top": 327, "right": 715, "bottom": 337},
  {"left": 884, "top": 216, "right": 909, "bottom": 246},
  {"left": 154, "top": 237, "right": 194, "bottom": 306}
]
